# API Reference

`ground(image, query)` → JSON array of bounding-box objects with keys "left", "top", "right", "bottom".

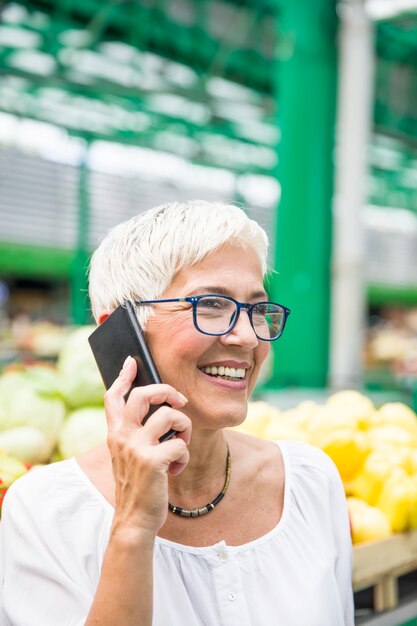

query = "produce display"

[
  {"left": 0, "top": 317, "right": 72, "bottom": 360},
  {"left": 234, "top": 392, "right": 417, "bottom": 544},
  {"left": 0, "top": 326, "right": 106, "bottom": 508},
  {"left": 365, "top": 306, "right": 417, "bottom": 386},
  {"left": 1, "top": 325, "right": 417, "bottom": 549}
]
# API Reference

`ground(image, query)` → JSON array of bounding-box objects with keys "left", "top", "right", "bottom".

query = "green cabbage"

[
  {"left": 57, "top": 326, "right": 105, "bottom": 409},
  {"left": 0, "top": 366, "right": 66, "bottom": 459},
  {"left": 58, "top": 407, "right": 107, "bottom": 459},
  {"left": 0, "top": 427, "right": 50, "bottom": 464}
]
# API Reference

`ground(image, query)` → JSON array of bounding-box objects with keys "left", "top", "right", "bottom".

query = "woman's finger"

[
  {"left": 122, "top": 384, "right": 188, "bottom": 429},
  {"left": 152, "top": 437, "right": 190, "bottom": 471},
  {"left": 133, "top": 407, "right": 192, "bottom": 445},
  {"left": 104, "top": 356, "right": 137, "bottom": 429}
]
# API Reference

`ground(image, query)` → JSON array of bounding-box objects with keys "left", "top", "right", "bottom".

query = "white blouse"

[{"left": 0, "top": 440, "right": 354, "bottom": 626}]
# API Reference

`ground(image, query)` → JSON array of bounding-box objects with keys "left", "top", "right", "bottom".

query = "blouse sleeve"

[
  {"left": 327, "top": 452, "right": 355, "bottom": 625},
  {"left": 284, "top": 441, "right": 355, "bottom": 626},
  {"left": 0, "top": 464, "right": 106, "bottom": 626}
]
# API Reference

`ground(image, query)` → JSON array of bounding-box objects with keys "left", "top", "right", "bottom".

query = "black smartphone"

[{"left": 88, "top": 301, "right": 177, "bottom": 443}]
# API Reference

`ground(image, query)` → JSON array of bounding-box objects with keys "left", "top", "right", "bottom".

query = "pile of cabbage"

[{"left": 0, "top": 326, "right": 107, "bottom": 466}]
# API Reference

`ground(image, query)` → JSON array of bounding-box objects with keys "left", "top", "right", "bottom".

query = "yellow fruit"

[
  {"left": 307, "top": 405, "right": 359, "bottom": 437},
  {"left": 347, "top": 498, "right": 391, "bottom": 544},
  {"left": 377, "top": 473, "right": 415, "bottom": 533},
  {"left": 350, "top": 451, "right": 407, "bottom": 505},
  {"left": 346, "top": 496, "right": 368, "bottom": 512},
  {"left": 234, "top": 401, "right": 280, "bottom": 437},
  {"left": 314, "top": 428, "right": 369, "bottom": 482},
  {"left": 282, "top": 401, "right": 320, "bottom": 430},
  {"left": 381, "top": 446, "right": 413, "bottom": 473},
  {"left": 409, "top": 449, "right": 417, "bottom": 474},
  {"left": 326, "top": 389, "right": 374, "bottom": 411},
  {"left": 325, "top": 390, "right": 375, "bottom": 429},
  {"left": 408, "top": 476, "right": 417, "bottom": 530},
  {"left": 262, "top": 418, "right": 309, "bottom": 442},
  {"left": 368, "top": 425, "right": 417, "bottom": 449},
  {"left": 373, "top": 403, "right": 417, "bottom": 439},
  {"left": 0, "top": 454, "right": 28, "bottom": 487}
]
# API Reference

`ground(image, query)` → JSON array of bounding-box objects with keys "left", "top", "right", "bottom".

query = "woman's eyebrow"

[{"left": 186, "top": 286, "right": 268, "bottom": 299}]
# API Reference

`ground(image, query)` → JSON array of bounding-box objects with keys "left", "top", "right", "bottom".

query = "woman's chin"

[
  {"left": 208, "top": 410, "right": 248, "bottom": 432},
  {"left": 184, "top": 395, "right": 248, "bottom": 431}
]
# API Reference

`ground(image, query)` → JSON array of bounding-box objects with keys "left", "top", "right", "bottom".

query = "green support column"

[
  {"left": 70, "top": 145, "right": 91, "bottom": 325},
  {"left": 270, "top": 0, "right": 338, "bottom": 388}
]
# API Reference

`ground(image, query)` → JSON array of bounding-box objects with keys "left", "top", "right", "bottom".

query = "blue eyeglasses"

[{"left": 135, "top": 294, "right": 290, "bottom": 341}]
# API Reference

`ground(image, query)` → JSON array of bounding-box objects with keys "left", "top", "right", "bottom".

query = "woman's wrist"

[
  {"left": 110, "top": 520, "right": 156, "bottom": 552},
  {"left": 85, "top": 519, "right": 155, "bottom": 626}
]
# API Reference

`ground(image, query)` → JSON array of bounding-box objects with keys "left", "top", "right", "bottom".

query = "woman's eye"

[{"left": 199, "top": 298, "right": 223, "bottom": 309}]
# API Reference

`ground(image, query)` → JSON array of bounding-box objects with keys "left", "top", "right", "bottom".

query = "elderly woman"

[{"left": 0, "top": 201, "right": 354, "bottom": 625}]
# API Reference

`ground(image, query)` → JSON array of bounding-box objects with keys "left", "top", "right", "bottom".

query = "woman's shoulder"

[
  {"left": 277, "top": 440, "right": 347, "bottom": 518},
  {"left": 229, "top": 432, "right": 343, "bottom": 500},
  {"left": 227, "top": 430, "right": 338, "bottom": 478},
  {"left": 280, "top": 439, "right": 340, "bottom": 474},
  {"left": 3, "top": 457, "right": 108, "bottom": 522},
  {"left": 226, "top": 429, "right": 284, "bottom": 472},
  {"left": 1, "top": 458, "right": 113, "bottom": 607},
  {"left": 226, "top": 428, "right": 277, "bottom": 453},
  {"left": 5, "top": 459, "right": 76, "bottom": 502}
]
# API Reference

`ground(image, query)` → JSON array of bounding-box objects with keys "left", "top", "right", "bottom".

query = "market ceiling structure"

[
  {"left": 367, "top": 9, "right": 417, "bottom": 215},
  {"left": 1, "top": 1, "right": 417, "bottom": 172},
  {"left": 375, "top": 11, "right": 417, "bottom": 143},
  {"left": 0, "top": 0, "right": 282, "bottom": 175}
]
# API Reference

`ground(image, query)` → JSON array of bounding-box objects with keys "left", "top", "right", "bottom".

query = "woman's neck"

[{"left": 168, "top": 428, "right": 229, "bottom": 500}]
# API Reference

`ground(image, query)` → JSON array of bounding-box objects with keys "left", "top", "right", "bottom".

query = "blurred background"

[
  {"left": 1, "top": 1, "right": 417, "bottom": 623},
  {"left": 1, "top": 0, "right": 417, "bottom": 403}
]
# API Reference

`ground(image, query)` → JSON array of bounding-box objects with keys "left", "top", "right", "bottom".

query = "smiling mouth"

[{"left": 199, "top": 365, "right": 247, "bottom": 381}]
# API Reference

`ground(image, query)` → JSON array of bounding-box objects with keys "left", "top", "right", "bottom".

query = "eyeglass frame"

[{"left": 134, "top": 294, "right": 291, "bottom": 342}]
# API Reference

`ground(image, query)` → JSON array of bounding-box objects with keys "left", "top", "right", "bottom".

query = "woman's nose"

[{"left": 221, "top": 310, "right": 258, "bottom": 348}]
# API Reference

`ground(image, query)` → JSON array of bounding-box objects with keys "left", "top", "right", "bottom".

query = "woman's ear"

[{"left": 97, "top": 309, "right": 112, "bottom": 325}]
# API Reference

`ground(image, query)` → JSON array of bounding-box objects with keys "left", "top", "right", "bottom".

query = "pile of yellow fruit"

[{"left": 234, "top": 391, "right": 417, "bottom": 545}]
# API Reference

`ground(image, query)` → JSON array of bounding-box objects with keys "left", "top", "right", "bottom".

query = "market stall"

[{"left": 1, "top": 0, "right": 417, "bottom": 623}]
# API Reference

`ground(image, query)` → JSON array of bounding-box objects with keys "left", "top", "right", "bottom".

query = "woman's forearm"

[
  {"left": 84, "top": 360, "right": 191, "bottom": 625},
  {"left": 84, "top": 526, "right": 155, "bottom": 626}
]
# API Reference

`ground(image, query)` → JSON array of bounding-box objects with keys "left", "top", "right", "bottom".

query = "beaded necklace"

[{"left": 168, "top": 445, "right": 231, "bottom": 517}]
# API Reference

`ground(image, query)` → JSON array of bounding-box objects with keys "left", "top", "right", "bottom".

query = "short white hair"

[{"left": 88, "top": 200, "right": 269, "bottom": 324}]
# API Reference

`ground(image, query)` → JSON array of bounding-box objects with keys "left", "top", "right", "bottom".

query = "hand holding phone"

[{"left": 88, "top": 302, "right": 177, "bottom": 442}]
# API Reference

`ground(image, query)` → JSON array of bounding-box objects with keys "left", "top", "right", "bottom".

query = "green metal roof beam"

[
  {"left": 0, "top": 242, "right": 73, "bottom": 278},
  {"left": 17, "top": 0, "right": 278, "bottom": 93},
  {"left": 376, "top": 22, "right": 417, "bottom": 63},
  {"left": 0, "top": 74, "right": 278, "bottom": 154},
  {"left": 374, "top": 100, "right": 417, "bottom": 145},
  {"left": 0, "top": 111, "right": 275, "bottom": 175},
  {"left": 368, "top": 284, "right": 417, "bottom": 306}
]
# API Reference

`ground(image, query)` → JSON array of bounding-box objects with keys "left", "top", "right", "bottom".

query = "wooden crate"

[{"left": 353, "top": 530, "right": 417, "bottom": 613}]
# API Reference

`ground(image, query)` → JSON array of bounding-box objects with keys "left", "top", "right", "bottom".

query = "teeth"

[{"left": 201, "top": 366, "right": 246, "bottom": 379}]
